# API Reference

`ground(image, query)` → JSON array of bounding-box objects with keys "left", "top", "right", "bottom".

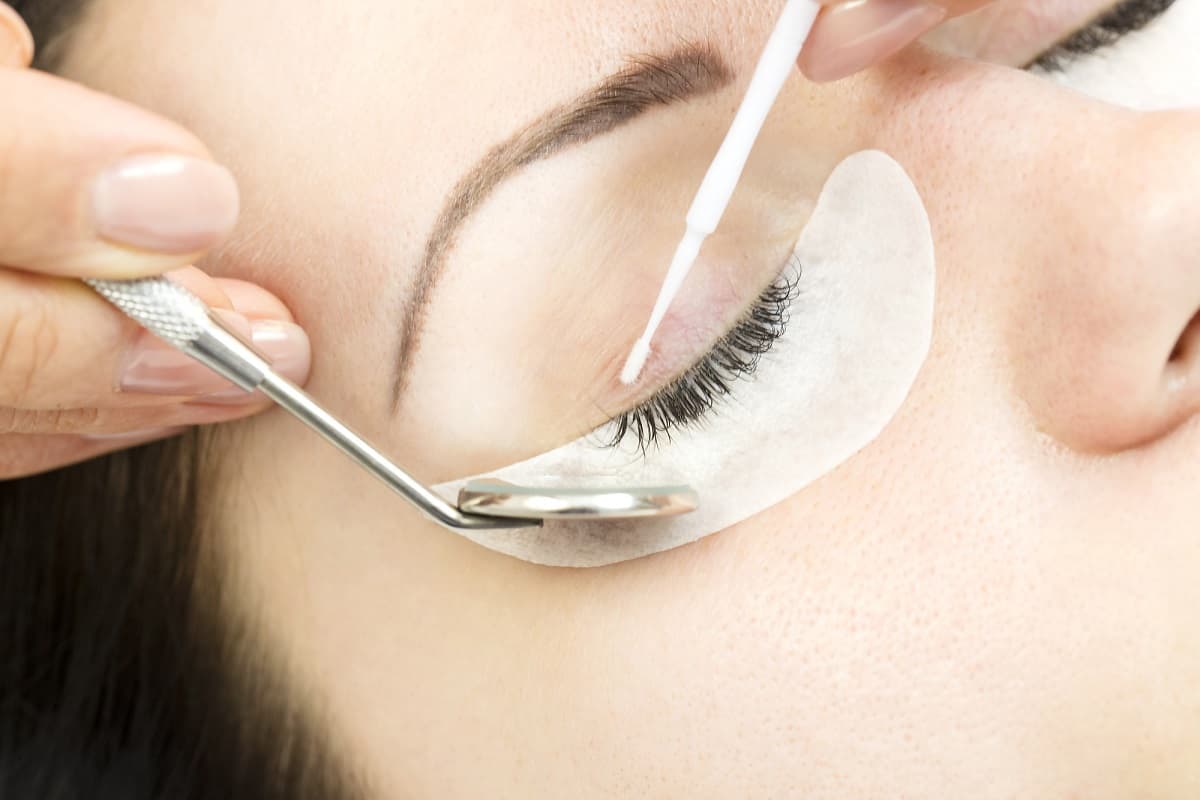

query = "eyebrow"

[{"left": 391, "top": 45, "right": 733, "bottom": 405}]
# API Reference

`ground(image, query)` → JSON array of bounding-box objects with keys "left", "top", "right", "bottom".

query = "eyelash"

[
  {"left": 606, "top": 257, "right": 802, "bottom": 452},
  {"left": 1030, "top": 0, "right": 1175, "bottom": 71}
]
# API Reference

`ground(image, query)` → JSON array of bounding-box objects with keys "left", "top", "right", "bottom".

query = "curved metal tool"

[
  {"left": 459, "top": 479, "right": 698, "bottom": 521},
  {"left": 87, "top": 277, "right": 699, "bottom": 532}
]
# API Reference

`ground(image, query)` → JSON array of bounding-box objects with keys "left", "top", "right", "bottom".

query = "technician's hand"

[
  {"left": 0, "top": 4, "right": 311, "bottom": 480},
  {"left": 800, "top": 0, "right": 995, "bottom": 81}
]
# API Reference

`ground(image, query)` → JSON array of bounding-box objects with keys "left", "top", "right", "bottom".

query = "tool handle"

[
  {"left": 86, "top": 276, "right": 211, "bottom": 348},
  {"left": 686, "top": 0, "right": 819, "bottom": 234},
  {"left": 87, "top": 277, "right": 273, "bottom": 392},
  {"left": 85, "top": 276, "right": 537, "bottom": 531}
]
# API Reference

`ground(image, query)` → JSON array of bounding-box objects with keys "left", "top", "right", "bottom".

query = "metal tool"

[
  {"left": 459, "top": 479, "right": 698, "bottom": 520},
  {"left": 86, "top": 277, "right": 698, "bottom": 531}
]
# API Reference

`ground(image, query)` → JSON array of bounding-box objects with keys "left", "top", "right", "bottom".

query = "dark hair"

[{"left": 0, "top": 6, "right": 365, "bottom": 798}]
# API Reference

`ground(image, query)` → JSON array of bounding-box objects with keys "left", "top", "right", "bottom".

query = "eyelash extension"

[
  {"left": 1029, "top": 0, "right": 1176, "bottom": 72},
  {"left": 606, "top": 257, "right": 802, "bottom": 452}
]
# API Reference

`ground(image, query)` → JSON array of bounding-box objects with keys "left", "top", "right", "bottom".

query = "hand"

[
  {"left": 0, "top": 4, "right": 311, "bottom": 480},
  {"left": 799, "top": 0, "right": 995, "bottom": 82}
]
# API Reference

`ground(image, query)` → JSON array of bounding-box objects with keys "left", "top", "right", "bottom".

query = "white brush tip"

[{"left": 620, "top": 338, "right": 652, "bottom": 385}]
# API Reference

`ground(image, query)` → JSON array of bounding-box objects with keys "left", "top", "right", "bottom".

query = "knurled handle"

[
  {"left": 86, "top": 276, "right": 271, "bottom": 391},
  {"left": 85, "top": 277, "right": 210, "bottom": 349}
]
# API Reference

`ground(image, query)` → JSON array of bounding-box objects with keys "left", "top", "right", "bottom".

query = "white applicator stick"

[{"left": 619, "top": 0, "right": 822, "bottom": 385}]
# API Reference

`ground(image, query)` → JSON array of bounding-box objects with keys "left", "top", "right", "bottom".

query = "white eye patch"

[
  {"left": 435, "top": 150, "right": 936, "bottom": 567},
  {"left": 1036, "top": 0, "right": 1198, "bottom": 110}
]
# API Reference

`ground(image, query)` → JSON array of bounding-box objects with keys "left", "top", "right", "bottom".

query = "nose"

[
  {"left": 865, "top": 55, "right": 1200, "bottom": 454},
  {"left": 1010, "top": 107, "right": 1200, "bottom": 452}
]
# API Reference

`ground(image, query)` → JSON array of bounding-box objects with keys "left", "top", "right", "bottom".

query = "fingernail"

[
  {"left": 93, "top": 154, "right": 240, "bottom": 253},
  {"left": 219, "top": 279, "right": 295, "bottom": 322},
  {"left": 120, "top": 317, "right": 310, "bottom": 398},
  {"left": 189, "top": 320, "right": 312, "bottom": 405},
  {"left": 801, "top": 0, "right": 947, "bottom": 83}
]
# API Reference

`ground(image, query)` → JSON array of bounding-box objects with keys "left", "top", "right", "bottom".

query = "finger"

[
  {"left": 0, "top": 3, "right": 34, "bottom": 68},
  {"left": 217, "top": 278, "right": 296, "bottom": 322},
  {"left": 0, "top": 427, "right": 185, "bottom": 481},
  {"left": 0, "top": 266, "right": 310, "bottom": 410},
  {"left": 799, "top": 0, "right": 994, "bottom": 82},
  {"left": 0, "top": 385, "right": 285, "bottom": 438},
  {"left": 0, "top": 67, "right": 239, "bottom": 278},
  {"left": 164, "top": 265, "right": 236, "bottom": 310}
]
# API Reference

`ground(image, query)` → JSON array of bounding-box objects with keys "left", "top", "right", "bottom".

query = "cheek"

[
  {"left": 551, "top": 442, "right": 1195, "bottom": 796},
  {"left": 554, "top": 504, "right": 1039, "bottom": 794}
]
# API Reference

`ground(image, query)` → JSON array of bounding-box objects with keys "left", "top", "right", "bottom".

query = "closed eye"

[
  {"left": 604, "top": 257, "right": 802, "bottom": 452},
  {"left": 1029, "top": 0, "right": 1176, "bottom": 71},
  {"left": 605, "top": 1, "right": 1176, "bottom": 454}
]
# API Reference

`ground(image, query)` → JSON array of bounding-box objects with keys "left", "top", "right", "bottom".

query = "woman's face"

[{"left": 64, "top": 0, "right": 1199, "bottom": 796}]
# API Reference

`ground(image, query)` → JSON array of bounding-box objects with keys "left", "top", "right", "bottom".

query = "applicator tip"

[{"left": 620, "top": 338, "right": 652, "bottom": 385}]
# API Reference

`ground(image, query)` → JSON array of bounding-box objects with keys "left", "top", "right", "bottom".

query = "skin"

[
  {"left": 7, "top": 0, "right": 1200, "bottom": 797},
  {"left": 0, "top": 0, "right": 987, "bottom": 479}
]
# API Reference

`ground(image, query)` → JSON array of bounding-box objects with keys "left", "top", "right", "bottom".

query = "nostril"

[{"left": 1169, "top": 310, "right": 1200, "bottom": 364}]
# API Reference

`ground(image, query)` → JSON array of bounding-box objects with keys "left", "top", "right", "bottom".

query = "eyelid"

[{"left": 604, "top": 258, "right": 802, "bottom": 452}]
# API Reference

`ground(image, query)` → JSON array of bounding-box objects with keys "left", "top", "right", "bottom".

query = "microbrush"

[{"left": 619, "top": 0, "right": 821, "bottom": 385}]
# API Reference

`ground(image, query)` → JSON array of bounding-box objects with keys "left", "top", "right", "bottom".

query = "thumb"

[
  {"left": 799, "top": 0, "right": 994, "bottom": 83},
  {"left": 0, "top": 66, "right": 241, "bottom": 279}
]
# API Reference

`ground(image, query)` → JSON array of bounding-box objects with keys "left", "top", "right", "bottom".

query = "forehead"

[{"left": 48, "top": 2, "right": 791, "bottom": 447}]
